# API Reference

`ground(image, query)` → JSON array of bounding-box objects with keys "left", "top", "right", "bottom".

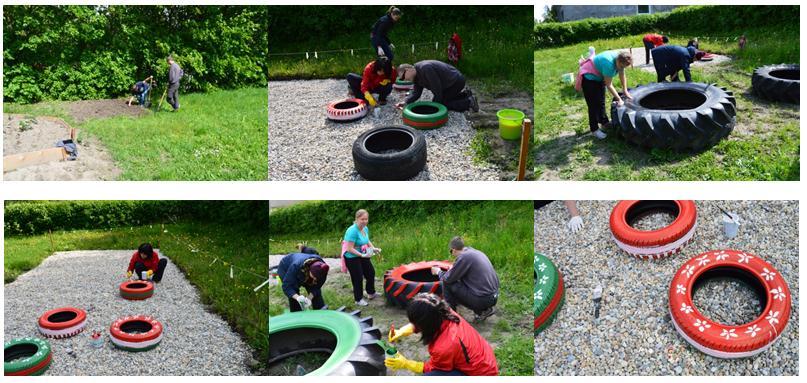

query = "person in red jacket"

[
  {"left": 126, "top": 243, "right": 168, "bottom": 282},
  {"left": 385, "top": 293, "right": 498, "bottom": 376},
  {"left": 642, "top": 33, "right": 669, "bottom": 65},
  {"left": 346, "top": 56, "right": 397, "bottom": 107}
]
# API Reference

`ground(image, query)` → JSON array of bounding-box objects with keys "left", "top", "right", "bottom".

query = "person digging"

[
  {"left": 385, "top": 293, "right": 499, "bottom": 376},
  {"left": 651, "top": 45, "right": 698, "bottom": 83},
  {"left": 346, "top": 56, "right": 396, "bottom": 109},
  {"left": 128, "top": 76, "right": 155, "bottom": 107},
  {"left": 276, "top": 251, "right": 330, "bottom": 312},
  {"left": 125, "top": 243, "right": 168, "bottom": 282},
  {"left": 431, "top": 236, "right": 499, "bottom": 323},
  {"left": 395, "top": 61, "right": 479, "bottom": 112}
]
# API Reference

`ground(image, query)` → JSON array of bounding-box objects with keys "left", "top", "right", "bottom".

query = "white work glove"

[
  {"left": 567, "top": 215, "right": 584, "bottom": 233},
  {"left": 295, "top": 295, "right": 312, "bottom": 309},
  {"left": 431, "top": 266, "right": 441, "bottom": 276}
]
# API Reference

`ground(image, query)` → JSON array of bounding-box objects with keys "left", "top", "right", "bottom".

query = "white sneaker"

[
  {"left": 356, "top": 299, "right": 369, "bottom": 306},
  {"left": 593, "top": 129, "right": 607, "bottom": 139}
]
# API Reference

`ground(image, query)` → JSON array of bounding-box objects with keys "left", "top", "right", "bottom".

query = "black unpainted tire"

[
  {"left": 752, "top": 64, "right": 799, "bottom": 104},
  {"left": 352, "top": 125, "right": 427, "bottom": 180},
  {"left": 610, "top": 82, "right": 736, "bottom": 152}
]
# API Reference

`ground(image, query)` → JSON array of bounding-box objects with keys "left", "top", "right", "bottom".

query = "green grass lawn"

[
  {"left": 4, "top": 87, "right": 268, "bottom": 180},
  {"left": 269, "top": 201, "right": 533, "bottom": 376},
  {"left": 5, "top": 221, "right": 269, "bottom": 365},
  {"left": 534, "top": 27, "right": 799, "bottom": 180}
]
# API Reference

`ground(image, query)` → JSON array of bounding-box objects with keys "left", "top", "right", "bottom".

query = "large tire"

[
  {"left": 37, "top": 307, "right": 87, "bottom": 339},
  {"left": 383, "top": 260, "right": 452, "bottom": 308},
  {"left": 402, "top": 101, "right": 448, "bottom": 129},
  {"left": 327, "top": 98, "right": 368, "bottom": 122},
  {"left": 534, "top": 253, "right": 564, "bottom": 335},
  {"left": 752, "top": 64, "right": 799, "bottom": 104},
  {"left": 4, "top": 338, "right": 52, "bottom": 376},
  {"left": 109, "top": 315, "right": 163, "bottom": 352},
  {"left": 610, "top": 200, "right": 697, "bottom": 260},
  {"left": 352, "top": 125, "right": 427, "bottom": 180},
  {"left": 393, "top": 80, "right": 414, "bottom": 91},
  {"left": 120, "top": 280, "right": 154, "bottom": 300},
  {"left": 610, "top": 82, "right": 736, "bottom": 152},
  {"left": 669, "top": 250, "right": 791, "bottom": 358},
  {"left": 267, "top": 307, "right": 385, "bottom": 376}
]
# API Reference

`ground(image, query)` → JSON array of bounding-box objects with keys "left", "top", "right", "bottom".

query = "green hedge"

[
  {"left": 269, "top": 200, "right": 494, "bottom": 236},
  {"left": 3, "top": 5, "right": 268, "bottom": 103},
  {"left": 4, "top": 201, "right": 268, "bottom": 236},
  {"left": 534, "top": 5, "right": 799, "bottom": 48}
]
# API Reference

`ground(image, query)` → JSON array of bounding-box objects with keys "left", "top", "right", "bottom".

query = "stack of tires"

[{"left": 534, "top": 253, "right": 564, "bottom": 335}]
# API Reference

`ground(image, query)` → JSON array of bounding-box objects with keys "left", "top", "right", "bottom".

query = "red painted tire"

[
  {"left": 109, "top": 315, "right": 163, "bottom": 352},
  {"left": 120, "top": 280, "right": 154, "bottom": 300},
  {"left": 669, "top": 250, "right": 791, "bottom": 358},
  {"left": 402, "top": 116, "right": 449, "bottom": 129},
  {"left": 609, "top": 200, "right": 697, "bottom": 260},
  {"left": 327, "top": 98, "right": 368, "bottom": 122},
  {"left": 37, "top": 307, "right": 87, "bottom": 339},
  {"left": 383, "top": 261, "right": 453, "bottom": 308}
]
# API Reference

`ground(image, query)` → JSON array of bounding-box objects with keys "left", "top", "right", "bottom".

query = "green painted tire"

[
  {"left": 402, "top": 101, "right": 448, "bottom": 129},
  {"left": 4, "top": 338, "right": 52, "bottom": 376},
  {"left": 267, "top": 307, "right": 385, "bottom": 376},
  {"left": 534, "top": 253, "right": 564, "bottom": 335}
]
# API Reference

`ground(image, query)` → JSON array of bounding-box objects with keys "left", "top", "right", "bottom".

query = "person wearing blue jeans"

[
  {"left": 128, "top": 76, "right": 153, "bottom": 107},
  {"left": 370, "top": 6, "right": 402, "bottom": 61}
]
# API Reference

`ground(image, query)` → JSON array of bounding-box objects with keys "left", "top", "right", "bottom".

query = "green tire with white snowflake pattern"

[
  {"left": 4, "top": 337, "right": 52, "bottom": 376},
  {"left": 534, "top": 253, "right": 565, "bottom": 335}
]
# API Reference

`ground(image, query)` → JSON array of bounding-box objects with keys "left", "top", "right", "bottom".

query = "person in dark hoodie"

[
  {"left": 126, "top": 243, "right": 168, "bottom": 282},
  {"left": 431, "top": 237, "right": 499, "bottom": 322},
  {"left": 276, "top": 252, "right": 330, "bottom": 312},
  {"left": 166, "top": 55, "right": 184, "bottom": 111},
  {"left": 371, "top": 6, "right": 402, "bottom": 61},
  {"left": 651, "top": 45, "right": 698, "bottom": 83},
  {"left": 395, "top": 61, "right": 478, "bottom": 112}
]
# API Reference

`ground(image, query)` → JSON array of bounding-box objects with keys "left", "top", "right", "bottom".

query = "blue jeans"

[
  {"left": 424, "top": 369, "right": 465, "bottom": 376},
  {"left": 371, "top": 36, "right": 393, "bottom": 61},
  {"left": 136, "top": 88, "right": 149, "bottom": 106}
]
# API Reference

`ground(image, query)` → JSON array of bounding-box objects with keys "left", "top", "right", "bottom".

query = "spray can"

[{"left": 141, "top": 271, "right": 148, "bottom": 281}]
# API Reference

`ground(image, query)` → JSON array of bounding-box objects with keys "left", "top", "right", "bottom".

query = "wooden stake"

[{"left": 517, "top": 119, "right": 532, "bottom": 181}]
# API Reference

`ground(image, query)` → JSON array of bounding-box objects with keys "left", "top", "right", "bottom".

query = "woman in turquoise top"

[
  {"left": 581, "top": 50, "right": 633, "bottom": 139},
  {"left": 343, "top": 209, "right": 381, "bottom": 306}
]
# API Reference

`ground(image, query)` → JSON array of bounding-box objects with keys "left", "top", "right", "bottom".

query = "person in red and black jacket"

[
  {"left": 126, "top": 243, "right": 168, "bottom": 282},
  {"left": 642, "top": 33, "right": 669, "bottom": 65},
  {"left": 346, "top": 56, "right": 397, "bottom": 107},
  {"left": 385, "top": 293, "right": 499, "bottom": 376}
]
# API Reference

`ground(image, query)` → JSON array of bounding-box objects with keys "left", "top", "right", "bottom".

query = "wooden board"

[{"left": 3, "top": 147, "right": 67, "bottom": 173}]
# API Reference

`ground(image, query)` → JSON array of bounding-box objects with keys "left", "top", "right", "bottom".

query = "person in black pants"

[
  {"left": 342, "top": 209, "right": 381, "bottom": 306},
  {"left": 126, "top": 243, "right": 168, "bottom": 282},
  {"left": 277, "top": 252, "right": 330, "bottom": 312},
  {"left": 166, "top": 55, "right": 183, "bottom": 111},
  {"left": 371, "top": 6, "right": 402, "bottom": 61},
  {"left": 652, "top": 45, "right": 697, "bottom": 83},
  {"left": 396, "top": 60, "right": 478, "bottom": 112},
  {"left": 346, "top": 57, "right": 395, "bottom": 107},
  {"left": 581, "top": 76, "right": 609, "bottom": 133}
]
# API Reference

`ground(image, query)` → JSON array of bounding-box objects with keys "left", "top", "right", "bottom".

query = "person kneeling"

[
  {"left": 395, "top": 60, "right": 478, "bottom": 112},
  {"left": 346, "top": 56, "right": 396, "bottom": 107},
  {"left": 126, "top": 243, "right": 167, "bottom": 282},
  {"left": 277, "top": 251, "right": 330, "bottom": 312}
]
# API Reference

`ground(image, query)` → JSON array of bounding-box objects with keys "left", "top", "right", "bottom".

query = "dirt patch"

[
  {"left": 58, "top": 98, "right": 150, "bottom": 124},
  {"left": 3, "top": 114, "right": 121, "bottom": 180}
]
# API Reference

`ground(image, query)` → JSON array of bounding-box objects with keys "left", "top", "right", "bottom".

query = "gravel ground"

[
  {"left": 619, "top": 46, "right": 732, "bottom": 74},
  {"left": 534, "top": 201, "right": 799, "bottom": 376},
  {"left": 4, "top": 250, "right": 254, "bottom": 375},
  {"left": 267, "top": 79, "right": 499, "bottom": 181}
]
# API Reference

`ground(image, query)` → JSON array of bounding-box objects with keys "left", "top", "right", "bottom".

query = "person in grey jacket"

[
  {"left": 431, "top": 236, "right": 499, "bottom": 322},
  {"left": 396, "top": 60, "right": 479, "bottom": 112},
  {"left": 166, "top": 56, "right": 184, "bottom": 111}
]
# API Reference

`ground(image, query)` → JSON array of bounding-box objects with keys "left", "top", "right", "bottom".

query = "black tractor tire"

[{"left": 752, "top": 64, "right": 799, "bottom": 104}]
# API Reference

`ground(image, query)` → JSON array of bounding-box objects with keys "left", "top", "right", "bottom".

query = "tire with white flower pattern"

[
  {"left": 669, "top": 249, "right": 791, "bottom": 358},
  {"left": 37, "top": 307, "right": 87, "bottom": 339},
  {"left": 109, "top": 315, "right": 163, "bottom": 352},
  {"left": 610, "top": 200, "right": 697, "bottom": 260},
  {"left": 534, "top": 253, "right": 564, "bottom": 335},
  {"left": 4, "top": 338, "right": 52, "bottom": 376}
]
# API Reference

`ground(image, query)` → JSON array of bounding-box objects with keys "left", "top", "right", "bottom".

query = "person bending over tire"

[
  {"left": 126, "top": 243, "right": 168, "bottom": 282},
  {"left": 371, "top": 6, "right": 402, "bottom": 61},
  {"left": 432, "top": 237, "right": 499, "bottom": 322},
  {"left": 347, "top": 57, "right": 397, "bottom": 107},
  {"left": 128, "top": 76, "right": 154, "bottom": 107},
  {"left": 342, "top": 209, "right": 382, "bottom": 307},
  {"left": 642, "top": 34, "right": 669, "bottom": 65},
  {"left": 166, "top": 55, "right": 184, "bottom": 111},
  {"left": 385, "top": 293, "right": 499, "bottom": 376},
  {"left": 396, "top": 61, "right": 479, "bottom": 112},
  {"left": 277, "top": 252, "right": 330, "bottom": 312},
  {"left": 580, "top": 51, "right": 633, "bottom": 139},
  {"left": 652, "top": 45, "right": 697, "bottom": 83}
]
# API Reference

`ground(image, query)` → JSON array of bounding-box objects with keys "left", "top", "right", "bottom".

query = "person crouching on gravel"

[
  {"left": 342, "top": 209, "right": 382, "bottom": 307},
  {"left": 385, "top": 293, "right": 499, "bottom": 376},
  {"left": 166, "top": 55, "right": 184, "bottom": 111},
  {"left": 371, "top": 6, "right": 402, "bottom": 61},
  {"left": 126, "top": 243, "right": 168, "bottom": 282},
  {"left": 347, "top": 56, "right": 396, "bottom": 108},
  {"left": 431, "top": 236, "right": 499, "bottom": 322},
  {"left": 277, "top": 252, "right": 330, "bottom": 312},
  {"left": 651, "top": 45, "right": 697, "bottom": 83},
  {"left": 642, "top": 33, "right": 669, "bottom": 65},
  {"left": 395, "top": 60, "right": 478, "bottom": 112},
  {"left": 579, "top": 50, "right": 633, "bottom": 139},
  {"left": 127, "top": 76, "right": 154, "bottom": 107}
]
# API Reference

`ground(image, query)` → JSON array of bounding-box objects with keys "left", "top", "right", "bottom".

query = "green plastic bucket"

[{"left": 497, "top": 109, "right": 525, "bottom": 140}]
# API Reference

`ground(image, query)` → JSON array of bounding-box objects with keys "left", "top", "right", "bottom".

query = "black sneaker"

[{"left": 473, "top": 307, "right": 495, "bottom": 323}]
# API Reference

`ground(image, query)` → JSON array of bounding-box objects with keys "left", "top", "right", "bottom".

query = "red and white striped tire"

[
  {"left": 669, "top": 249, "right": 791, "bottom": 358},
  {"left": 326, "top": 98, "right": 368, "bottom": 122},
  {"left": 609, "top": 200, "right": 697, "bottom": 260},
  {"left": 37, "top": 307, "right": 87, "bottom": 339},
  {"left": 109, "top": 315, "right": 163, "bottom": 352},
  {"left": 120, "top": 280, "right": 154, "bottom": 300},
  {"left": 383, "top": 261, "right": 453, "bottom": 309}
]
